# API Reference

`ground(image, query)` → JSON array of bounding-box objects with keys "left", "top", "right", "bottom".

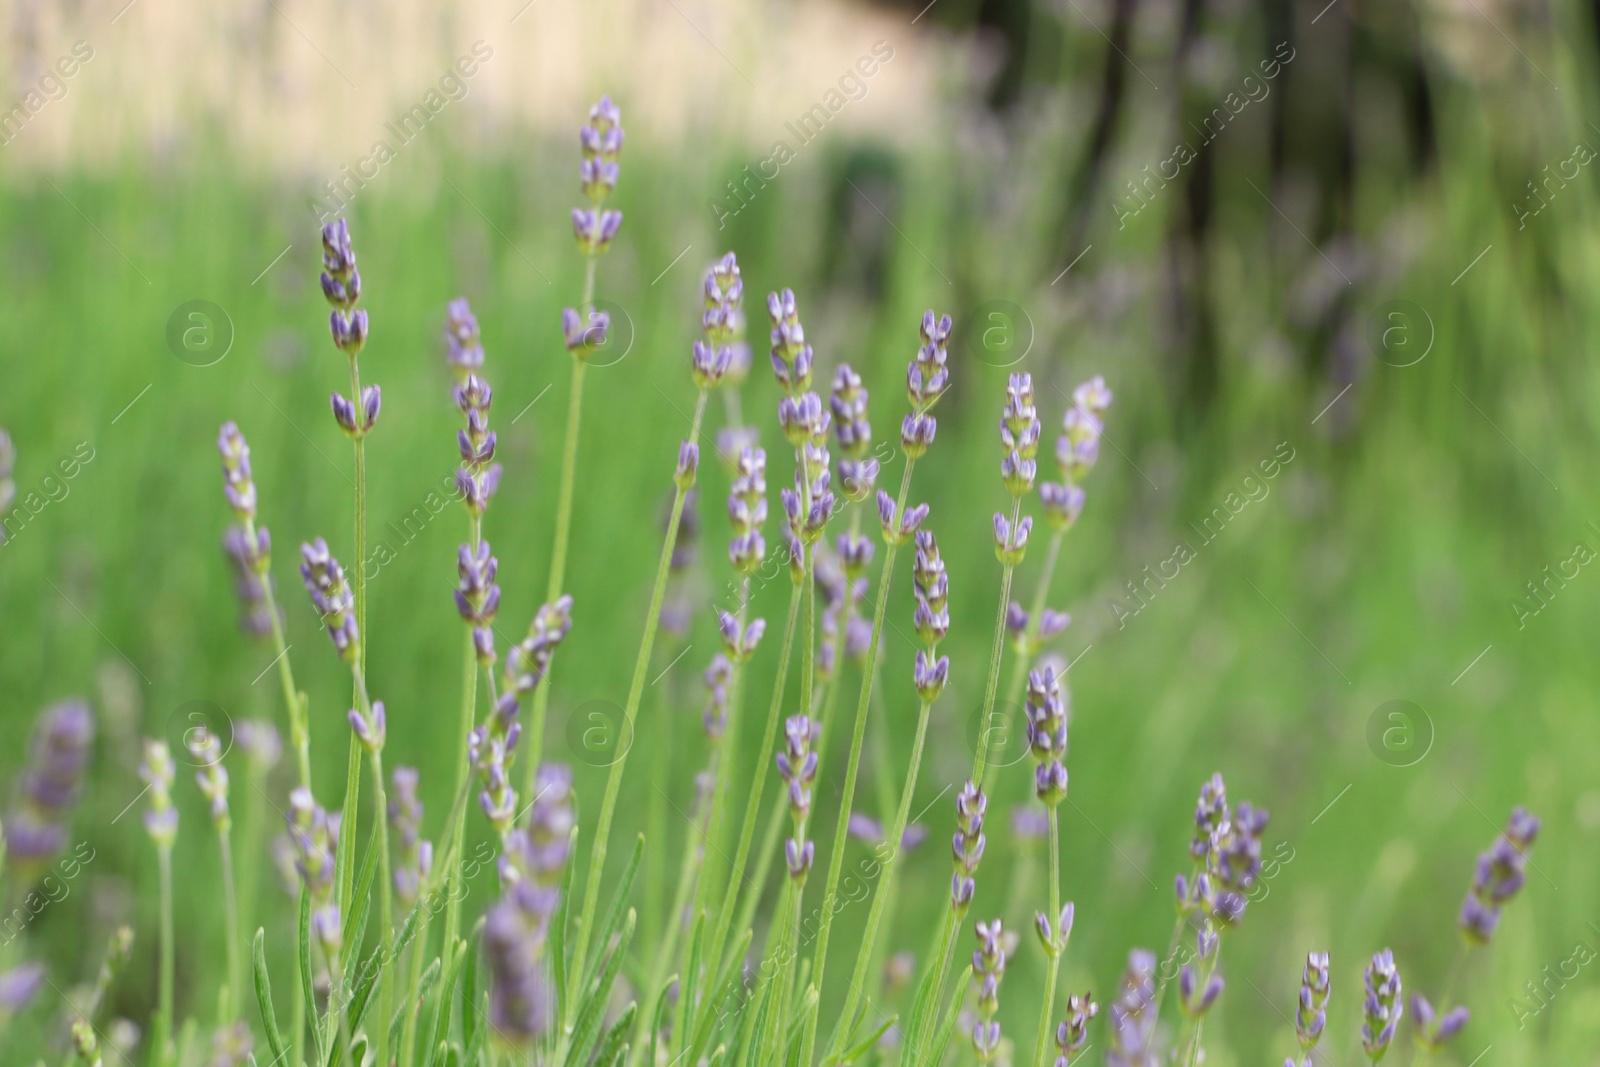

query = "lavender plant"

[{"left": 0, "top": 92, "right": 1554, "bottom": 1067}]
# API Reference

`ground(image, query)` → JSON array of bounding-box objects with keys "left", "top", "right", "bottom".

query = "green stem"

[
  {"left": 367, "top": 748, "right": 395, "bottom": 1067},
  {"left": 443, "top": 509, "right": 483, "bottom": 962},
  {"left": 397, "top": 906, "right": 434, "bottom": 1067},
  {"left": 219, "top": 828, "right": 242, "bottom": 1024},
  {"left": 563, "top": 387, "right": 710, "bottom": 1041},
  {"left": 825, "top": 677, "right": 933, "bottom": 1065},
  {"left": 350, "top": 355, "right": 367, "bottom": 673},
  {"left": 155, "top": 844, "right": 174, "bottom": 1067},
  {"left": 703, "top": 579, "right": 803, "bottom": 989},
  {"left": 1032, "top": 807, "right": 1063, "bottom": 1067},
  {"left": 988, "top": 529, "right": 1065, "bottom": 793},
  {"left": 691, "top": 577, "right": 749, "bottom": 937},
  {"left": 971, "top": 496, "right": 1023, "bottom": 788},
  {"left": 800, "top": 458, "right": 916, "bottom": 1067},
  {"left": 524, "top": 256, "right": 597, "bottom": 787},
  {"left": 250, "top": 516, "right": 312, "bottom": 789}
]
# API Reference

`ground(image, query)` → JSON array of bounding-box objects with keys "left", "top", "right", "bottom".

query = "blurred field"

[{"left": 5, "top": 0, "right": 1600, "bottom": 1064}]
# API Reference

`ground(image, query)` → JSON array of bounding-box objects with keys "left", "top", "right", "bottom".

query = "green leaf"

[
  {"left": 688, "top": 926, "right": 751, "bottom": 1066},
  {"left": 590, "top": 1001, "right": 637, "bottom": 1067},
  {"left": 836, "top": 1012, "right": 896, "bottom": 1065},
  {"left": 648, "top": 972, "right": 677, "bottom": 1067},
  {"left": 251, "top": 929, "right": 288, "bottom": 1067},
  {"left": 343, "top": 820, "right": 381, "bottom": 962},
  {"left": 464, "top": 989, "right": 489, "bottom": 1067},
  {"left": 674, "top": 909, "right": 704, "bottom": 1063},
  {"left": 460, "top": 920, "right": 482, "bottom": 1053},
  {"left": 927, "top": 970, "right": 972, "bottom": 1067},
  {"left": 424, "top": 942, "right": 468, "bottom": 1067},
  {"left": 299, "top": 889, "right": 326, "bottom": 1066},
  {"left": 584, "top": 835, "right": 644, "bottom": 990},
  {"left": 564, "top": 908, "right": 636, "bottom": 1067}
]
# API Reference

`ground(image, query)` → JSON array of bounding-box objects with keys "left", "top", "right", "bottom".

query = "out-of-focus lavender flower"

[
  {"left": 186, "top": 726, "right": 231, "bottom": 832},
  {"left": 485, "top": 898, "right": 553, "bottom": 1043},
  {"left": 572, "top": 96, "right": 623, "bottom": 256},
  {"left": 704, "top": 252, "right": 744, "bottom": 345},
  {"left": 1175, "top": 773, "right": 1269, "bottom": 928},
  {"left": 1177, "top": 925, "right": 1224, "bottom": 1017},
  {"left": 300, "top": 538, "right": 359, "bottom": 662},
  {"left": 207, "top": 1020, "right": 253, "bottom": 1067},
  {"left": 501, "top": 765, "right": 575, "bottom": 892},
  {"left": 767, "top": 288, "right": 813, "bottom": 393},
  {"left": 1458, "top": 806, "right": 1539, "bottom": 945},
  {"left": 1039, "top": 376, "right": 1111, "bottom": 531},
  {"left": 1054, "top": 990, "right": 1098, "bottom": 1065},
  {"left": 493, "top": 596, "right": 574, "bottom": 730},
  {"left": 388, "top": 766, "right": 432, "bottom": 907},
  {"left": 1106, "top": 950, "right": 1158, "bottom": 1067},
  {"left": 717, "top": 610, "right": 765, "bottom": 663},
  {"left": 287, "top": 786, "right": 341, "bottom": 954},
  {"left": 1007, "top": 602, "right": 1070, "bottom": 658},
  {"left": 222, "top": 527, "right": 273, "bottom": 638},
  {"left": 0, "top": 963, "right": 43, "bottom": 1016},
  {"left": 1411, "top": 994, "right": 1469, "bottom": 1052},
  {"left": 217, "top": 422, "right": 258, "bottom": 523},
  {"left": 1360, "top": 949, "right": 1403, "bottom": 1062},
  {"left": 1000, "top": 373, "right": 1041, "bottom": 496},
  {"left": 703, "top": 655, "right": 732, "bottom": 740},
  {"left": 1295, "top": 951, "right": 1330, "bottom": 1052},
  {"left": 845, "top": 615, "right": 873, "bottom": 663},
  {"left": 140, "top": 740, "right": 177, "bottom": 849},
  {"left": 1025, "top": 668, "right": 1069, "bottom": 806},
  {"left": 846, "top": 812, "right": 928, "bottom": 855},
  {"left": 234, "top": 720, "right": 281, "bottom": 776},
  {"left": 445, "top": 297, "right": 484, "bottom": 377},
  {"left": 1012, "top": 806, "right": 1050, "bottom": 840},
  {"left": 6, "top": 700, "right": 94, "bottom": 865},
  {"left": 951, "top": 780, "right": 986, "bottom": 913},
  {"left": 320, "top": 219, "right": 368, "bottom": 358},
  {"left": 971, "top": 919, "right": 1007, "bottom": 1063}
]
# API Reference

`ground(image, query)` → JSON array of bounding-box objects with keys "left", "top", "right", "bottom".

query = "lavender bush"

[{"left": 0, "top": 95, "right": 1546, "bottom": 1067}]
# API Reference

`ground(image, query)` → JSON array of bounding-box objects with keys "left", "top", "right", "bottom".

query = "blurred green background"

[{"left": 3, "top": 0, "right": 1600, "bottom": 1063}]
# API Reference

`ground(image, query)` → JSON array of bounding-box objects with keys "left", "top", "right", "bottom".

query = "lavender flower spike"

[
  {"left": 950, "top": 780, "right": 987, "bottom": 912},
  {"left": 728, "top": 445, "right": 768, "bottom": 574},
  {"left": 1411, "top": 993, "right": 1469, "bottom": 1053},
  {"left": 186, "top": 726, "right": 231, "bottom": 832},
  {"left": 287, "top": 786, "right": 341, "bottom": 955},
  {"left": 1025, "top": 667, "right": 1069, "bottom": 806},
  {"left": 572, "top": 96, "right": 624, "bottom": 255},
  {"left": 971, "top": 919, "right": 1007, "bottom": 1063},
  {"left": 1360, "top": 948, "right": 1403, "bottom": 1062},
  {"left": 1106, "top": 950, "right": 1158, "bottom": 1067},
  {"left": 388, "top": 766, "right": 433, "bottom": 907},
  {"left": 1458, "top": 806, "right": 1539, "bottom": 945},
  {"left": 1055, "top": 991, "right": 1099, "bottom": 1064},
  {"left": 5, "top": 700, "right": 94, "bottom": 865},
  {"left": 141, "top": 740, "right": 177, "bottom": 848},
  {"left": 300, "top": 538, "right": 359, "bottom": 662},
  {"left": 320, "top": 218, "right": 368, "bottom": 357},
  {"left": 445, "top": 297, "right": 484, "bottom": 377},
  {"left": 999, "top": 372, "right": 1041, "bottom": 496},
  {"left": 1295, "top": 951, "right": 1330, "bottom": 1053}
]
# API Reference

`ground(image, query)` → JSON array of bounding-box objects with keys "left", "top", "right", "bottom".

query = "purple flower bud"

[
  {"left": 1361, "top": 949, "right": 1403, "bottom": 1061},
  {"left": 562, "top": 307, "right": 611, "bottom": 359},
  {"left": 0, "top": 963, "right": 44, "bottom": 1013},
  {"left": 330, "top": 308, "right": 369, "bottom": 355},
  {"left": 674, "top": 441, "right": 699, "bottom": 489},
  {"left": 785, "top": 837, "right": 814, "bottom": 880},
  {"left": 901, "top": 412, "right": 937, "bottom": 458},
  {"left": 913, "top": 650, "right": 949, "bottom": 702},
  {"left": 1039, "top": 481, "right": 1086, "bottom": 531}
]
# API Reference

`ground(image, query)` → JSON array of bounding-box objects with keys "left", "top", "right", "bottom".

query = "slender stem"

[
  {"left": 732, "top": 787, "right": 789, "bottom": 952},
  {"left": 971, "top": 496, "right": 1023, "bottom": 788},
  {"left": 704, "top": 579, "right": 802, "bottom": 989},
  {"left": 338, "top": 354, "right": 368, "bottom": 925},
  {"left": 692, "top": 577, "right": 749, "bottom": 934},
  {"left": 1151, "top": 911, "right": 1189, "bottom": 1020},
  {"left": 443, "top": 509, "right": 483, "bottom": 960},
  {"left": 367, "top": 748, "right": 395, "bottom": 1067},
  {"left": 219, "top": 828, "right": 242, "bottom": 1024},
  {"left": 988, "top": 529, "right": 1065, "bottom": 792},
  {"left": 825, "top": 684, "right": 935, "bottom": 1064},
  {"left": 249, "top": 514, "right": 311, "bottom": 789},
  {"left": 336, "top": 734, "right": 362, "bottom": 920},
  {"left": 524, "top": 256, "right": 597, "bottom": 787},
  {"left": 155, "top": 843, "right": 174, "bottom": 1067},
  {"left": 564, "top": 388, "right": 710, "bottom": 1039},
  {"left": 397, "top": 906, "right": 434, "bottom": 1067},
  {"left": 800, "top": 459, "right": 916, "bottom": 1067},
  {"left": 350, "top": 355, "right": 367, "bottom": 673},
  {"left": 1032, "top": 807, "right": 1063, "bottom": 1067}
]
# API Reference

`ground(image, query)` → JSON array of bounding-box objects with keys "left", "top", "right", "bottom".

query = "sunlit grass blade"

[
  {"left": 565, "top": 909, "right": 637, "bottom": 1067},
  {"left": 252, "top": 929, "right": 288, "bottom": 1067}
]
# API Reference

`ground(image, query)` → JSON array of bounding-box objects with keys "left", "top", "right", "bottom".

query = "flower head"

[
  {"left": 1458, "top": 806, "right": 1539, "bottom": 945},
  {"left": 300, "top": 538, "right": 359, "bottom": 662},
  {"left": 6, "top": 700, "right": 94, "bottom": 864},
  {"left": 140, "top": 740, "right": 177, "bottom": 849},
  {"left": 1360, "top": 949, "right": 1403, "bottom": 1062}
]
